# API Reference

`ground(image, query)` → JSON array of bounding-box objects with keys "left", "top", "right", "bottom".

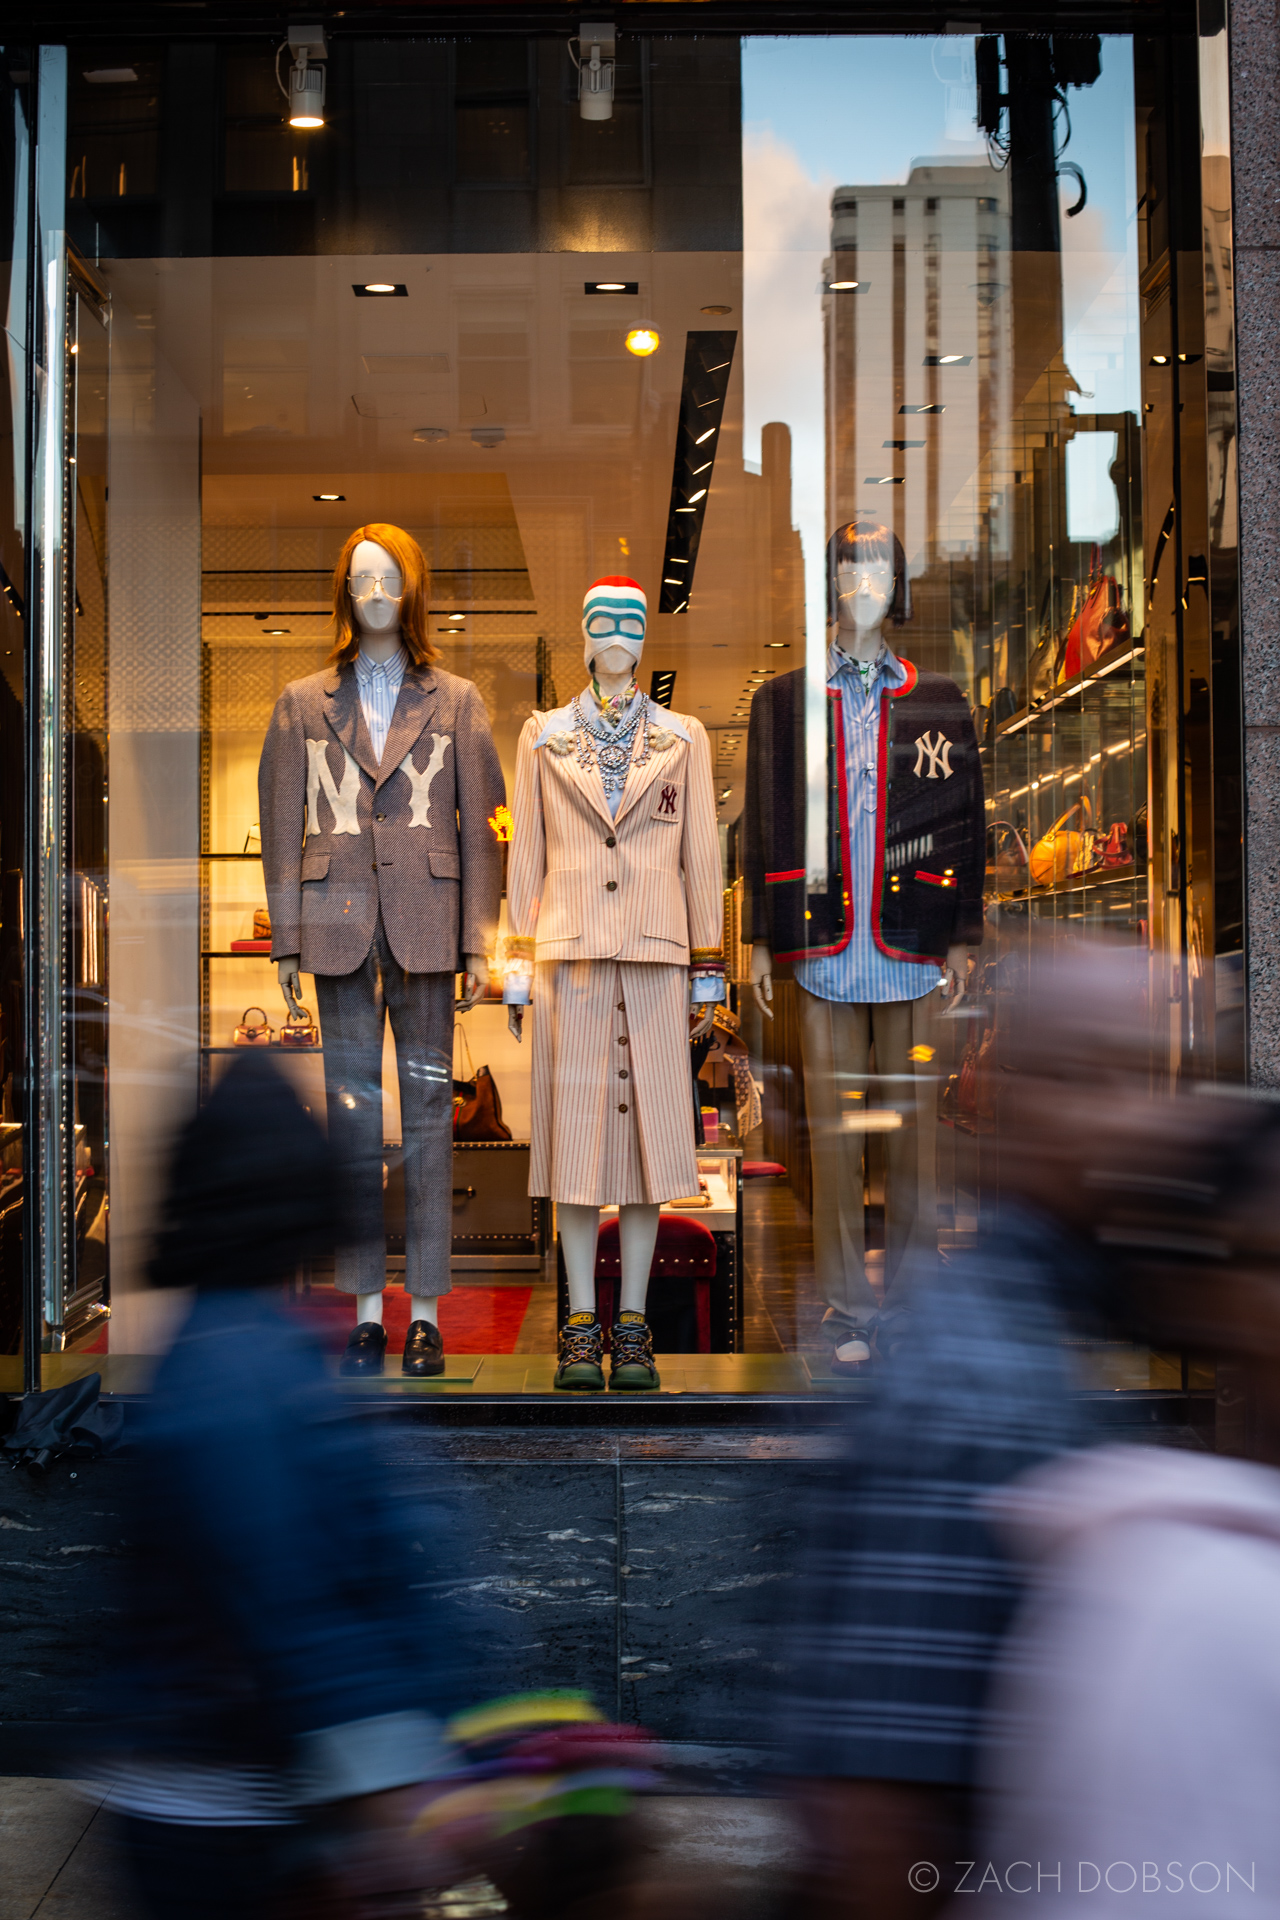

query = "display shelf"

[
  {"left": 202, "top": 1044, "right": 324, "bottom": 1054},
  {"left": 987, "top": 867, "right": 1142, "bottom": 904},
  {"left": 995, "top": 642, "right": 1145, "bottom": 737},
  {"left": 200, "top": 851, "right": 263, "bottom": 861},
  {"left": 202, "top": 948, "right": 274, "bottom": 957}
]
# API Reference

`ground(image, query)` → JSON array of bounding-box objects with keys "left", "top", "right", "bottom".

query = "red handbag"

[{"left": 1061, "top": 549, "right": 1129, "bottom": 680}]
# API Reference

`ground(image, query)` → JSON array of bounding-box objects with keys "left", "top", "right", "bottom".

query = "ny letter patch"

[
  {"left": 306, "top": 739, "right": 362, "bottom": 835},
  {"left": 912, "top": 731, "right": 954, "bottom": 780},
  {"left": 399, "top": 732, "right": 453, "bottom": 829},
  {"left": 651, "top": 780, "right": 682, "bottom": 822}
]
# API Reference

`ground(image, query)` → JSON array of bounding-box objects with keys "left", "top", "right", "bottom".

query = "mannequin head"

[
  {"left": 328, "top": 523, "right": 438, "bottom": 668},
  {"left": 582, "top": 576, "right": 647, "bottom": 678},
  {"left": 826, "top": 519, "right": 911, "bottom": 638}
]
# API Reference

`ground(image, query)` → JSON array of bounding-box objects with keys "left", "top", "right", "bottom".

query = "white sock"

[
  {"left": 355, "top": 1291, "right": 384, "bottom": 1326},
  {"left": 408, "top": 1296, "right": 438, "bottom": 1327}
]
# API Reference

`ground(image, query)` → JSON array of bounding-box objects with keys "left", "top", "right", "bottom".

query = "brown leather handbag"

[
  {"left": 279, "top": 1005, "right": 320, "bottom": 1048},
  {"left": 253, "top": 907, "right": 271, "bottom": 941},
  {"left": 452, "top": 1023, "right": 512, "bottom": 1141},
  {"left": 232, "top": 1007, "right": 274, "bottom": 1046}
]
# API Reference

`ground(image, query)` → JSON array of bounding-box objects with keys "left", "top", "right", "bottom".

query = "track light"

[
  {"left": 573, "top": 21, "right": 615, "bottom": 121},
  {"left": 278, "top": 23, "right": 327, "bottom": 129}
]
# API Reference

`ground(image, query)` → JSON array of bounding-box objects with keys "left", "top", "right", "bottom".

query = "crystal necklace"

[{"left": 571, "top": 691, "right": 653, "bottom": 798}]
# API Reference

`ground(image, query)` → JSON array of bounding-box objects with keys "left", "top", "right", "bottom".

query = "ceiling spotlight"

[
  {"left": 313, "top": 493, "right": 345, "bottom": 501},
  {"left": 1150, "top": 353, "right": 1170, "bottom": 365},
  {"left": 700, "top": 304, "right": 732, "bottom": 315},
  {"left": 353, "top": 283, "right": 408, "bottom": 298},
  {"left": 694, "top": 427, "right": 716, "bottom": 445},
  {"left": 827, "top": 279, "right": 860, "bottom": 291},
  {"left": 279, "top": 23, "right": 327, "bottom": 129},
  {"left": 766, "top": 641, "right": 790, "bottom": 649},
  {"left": 263, "top": 627, "right": 291, "bottom": 635},
  {"left": 413, "top": 427, "right": 448, "bottom": 444},
  {"left": 625, "top": 326, "right": 660, "bottom": 357},
  {"left": 688, "top": 488, "right": 707, "bottom": 503},
  {"left": 586, "top": 280, "right": 638, "bottom": 295},
  {"left": 573, "top": 21, "right": 616, "bottom": 121},
  {"left": 448, "top": 613, "right": 465, "bottom": 622},
  {"left": 924, "top": 353, "right": 971, "bottom": 366}
]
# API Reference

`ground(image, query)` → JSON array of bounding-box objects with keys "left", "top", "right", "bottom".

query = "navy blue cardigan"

[{"left": 743, "top": 661, "right": 985, "bottom": 966}]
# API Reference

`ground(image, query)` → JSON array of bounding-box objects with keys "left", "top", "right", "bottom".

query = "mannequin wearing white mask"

[
  {"left": 260, "top": 525, "right": 504, "bottom": 1378},
  {"left": 744, "top": 521, "right": 984, "bottom": 1375},
  {"left": 503, "top": 578, "right": 725, "bottom": 1392}
]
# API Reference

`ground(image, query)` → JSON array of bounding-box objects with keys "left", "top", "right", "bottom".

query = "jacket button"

[
  {"left": 618, "top": 1103, "right": 629, "bottom": 1114},
  {"left": 605, "top": 835, "right": 617, "bottom": 848},
  {"left": 618, "top": 1035, "right": 628, "bottom": 1046},
  {"left": 375, "top": 813, "right": 386, "bottom": 822},
  {"left": 371, "top": 862, "right": 378, "bottom": 871},
  {"left": 619, "top": 1068, "right": 629, "bottom": 1080},
  {"left": 617, "top": 1001, "right": 625, "bottom": 1012},
  {"left": 605, "top": 880, "right": 617, "bottom": 892}
]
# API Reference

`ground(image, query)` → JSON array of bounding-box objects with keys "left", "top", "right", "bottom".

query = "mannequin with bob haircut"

[
  {"left": 327, "top": 523, "right": 440, "bottom": 670},
  {"left": 825, "top": 518, "right": 912, "bottom": 627}
]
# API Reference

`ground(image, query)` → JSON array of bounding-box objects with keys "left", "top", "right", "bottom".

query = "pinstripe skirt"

[{"left": 529, "top": 960, "right": 698, "bottom": 1206}]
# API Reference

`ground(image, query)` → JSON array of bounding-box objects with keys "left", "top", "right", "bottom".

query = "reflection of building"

[{"left": 824, "top": 164, "right": 1012, "bottom": 620}]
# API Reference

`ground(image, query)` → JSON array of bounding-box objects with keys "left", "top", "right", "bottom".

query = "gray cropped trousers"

[{"left": 314, "top": 915, "right": 455, "bottom": 1299}]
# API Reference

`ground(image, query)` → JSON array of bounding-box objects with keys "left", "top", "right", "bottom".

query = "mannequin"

[
  {"left": 505, "top": 577, "right": 724, "bottom": 1392},
  {"left": 260, "top": 523, "right": 504, "bottom": 1378},
  {"left": 743, "top": 520, "right": 984, "bottom": 1373}
]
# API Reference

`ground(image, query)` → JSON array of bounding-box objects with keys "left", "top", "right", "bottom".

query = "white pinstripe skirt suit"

[{"left": 505, "top": 699, "right": 725, "bottom": 1206}]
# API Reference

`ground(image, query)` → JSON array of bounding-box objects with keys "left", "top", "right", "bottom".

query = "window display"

[{"left": 0, "top": 21, "right": 1241, "bottom": 1406}]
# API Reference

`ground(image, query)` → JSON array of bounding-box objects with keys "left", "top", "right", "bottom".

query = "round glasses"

[
  {"left": 348, "top": 571, "right": 404, "bottom": 601},
  {"left": 584, "top": 607, "right": 645, "bottom": 640}
]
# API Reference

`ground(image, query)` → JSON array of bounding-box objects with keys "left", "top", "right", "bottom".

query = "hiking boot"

[
  {"left": 608, "top": 1312, "right": 660, "bottom": 1392},
  {"left": 555, "top": 1312, "right": 606, "bottom": 1392}
]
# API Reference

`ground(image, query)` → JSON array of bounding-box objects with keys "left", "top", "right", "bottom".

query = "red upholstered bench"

[
  {"left": 594, "top": 1213, "right": 717, "bottom": 1353},
  {"left": 742, "top": 1160, "right": 787, "bottom": 1179}
]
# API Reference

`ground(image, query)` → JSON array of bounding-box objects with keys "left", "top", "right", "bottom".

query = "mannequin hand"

[
  {"left": 459, "top": 953, "right": 489, "bottom": 1010},
  {"left": 508, "top": 1003, "right": 524, "bottom": 1043},
  {"left": 750, "top": 941, "right": 774, "bottom": 1020},
  {"left": 277, "top": 957, "right": 303, "bottom": 1015},
  {"left": 942, "top": 943, "right": 971, "bottom": 1003},
  {"left": 689, "top": 999, "right": 717, "bottom": 1041}
]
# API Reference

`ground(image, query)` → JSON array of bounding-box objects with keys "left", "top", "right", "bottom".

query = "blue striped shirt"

[
  {"left": 354, "top": 647, "right": 407, "bottom": 764},
  {"left": 794, "top": 643, "right": 939, "bottom": 1005}
]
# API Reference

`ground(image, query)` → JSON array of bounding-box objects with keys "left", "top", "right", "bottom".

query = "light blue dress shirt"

[
  {"left": 794, "top": 642, "right": 940, "bottom": 1006},
  {"left": 354, "top": 646, "right": 407, "bottom": 764}
]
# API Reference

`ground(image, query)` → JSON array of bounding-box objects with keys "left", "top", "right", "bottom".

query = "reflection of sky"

[{"left": 742, "top": 34, "right": 1139, "bottom": 643}]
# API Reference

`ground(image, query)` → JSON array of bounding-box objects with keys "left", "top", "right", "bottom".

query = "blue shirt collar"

[
  {"left": 826, "top": 639, "right": 906, "bottom": 693},
  {"left": 354, "top": 645, "right": 407, "bottom": 688}
]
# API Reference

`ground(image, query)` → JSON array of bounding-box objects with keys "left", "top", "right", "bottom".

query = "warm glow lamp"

[{"left": 625, "top": 327, "right": 660, "bottom": 357}]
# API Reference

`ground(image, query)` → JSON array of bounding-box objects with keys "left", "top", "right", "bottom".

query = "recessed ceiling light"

[
  {"left": 586, "top": 280, "right": 639, "bottom": 296},
  {"left": 864, "top": 476, "right": 905, "bottom": 486},
  {"left": 353, "top": 283, "right": 407, "bottom": 297},
  {"left": 901, "top": 404, "right": 945, "bottom": 414},
  {"left": 766, "top": 641, "right": 790, "bottom": 649},
  {"left": 448, "top": 613, "right": 465, "bottom": 622},
  {"left": 827, "top": 280, "right": 859, "bottom": 291},
  {"left": 1150, "top": 353, "right": 1170, "bottom": 365},
  {"left": 701, "top": 304, "right": 732, "bottom": 315},
  {"left": 313, "top": 492, "right": 345, "bottom": 501},
  {"left": 925, "top": 353, "right": 971, "bottom": 366},
  {"left": 694, "top": 427, "right": 716, "bottom": 445},
  {"left": 688, "top": 488, "right": 707, "bottom": 503},
  {"left": 263, "top": 627, "right": 291, "bottom": 635}
]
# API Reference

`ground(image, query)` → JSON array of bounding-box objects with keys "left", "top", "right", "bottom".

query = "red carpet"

[
  {"left": 74, "top": 1285, "right": 534, "bottom": 1356},
  {"left": 286, "top": 1284, "right": 532, "bottom": 1354}
]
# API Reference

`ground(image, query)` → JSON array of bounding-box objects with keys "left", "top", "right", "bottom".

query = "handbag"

[
  {"left": 1022, "top": 578, "right": 1078, "bottom": 704},
  {"left": 452, "top": 1021, "right": 512, "bottom": 1142},
  {"left": 253, "top": 906, "right": 271, "bottom": 941},
  {"left": 1060, "top": 548, "right": 1129, "bottom": 680},
  {"left": 232, "top": 1006, "right": 274, "bottom": 1046},
  {"left": 1099, "top": 821, "right": 1132, "bottom": 870},
  {"left": 1029, "top": 794, "right": 1097, "bottom": 888},
  {"left": 986, "top": 820, "right": 1029, "bottom": 893},
  {"left": 279, "top": 1005, "right": 320, "bottom": 1048}
]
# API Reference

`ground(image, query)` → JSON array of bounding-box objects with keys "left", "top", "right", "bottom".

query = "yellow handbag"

[{"left": 1029, "top": 794, "right": 1096, "bottom": 888}]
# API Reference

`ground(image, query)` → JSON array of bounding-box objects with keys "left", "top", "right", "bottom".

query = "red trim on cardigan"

[
  {"left": 772, "top": 687, "right": 855, "bottom": 963},
  {"left": 871, "top": 669, "right": 937, "bottom": 967},
  {"left": 764, "top": 866, "right": 805, "bottom": 884}
]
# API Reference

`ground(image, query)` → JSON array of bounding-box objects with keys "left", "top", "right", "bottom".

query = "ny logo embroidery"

[
  {"left": 306, "top": 739, "right": 362, "bottom": 835},
  {"left": 913, "top": 731, "right": 954, "bottom": 780},
  {"left": 399, "top": 732, "right": 453, "bottom": 828},
  {"left": 657, "top": 783, "right": 679, "bottom": 816}
]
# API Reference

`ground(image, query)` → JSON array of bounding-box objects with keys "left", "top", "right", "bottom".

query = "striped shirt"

[
  {"left": 794, "top": 642, "right": 939, "bottom": 1005},
  {"left": 354, "top": 646, "right": 407, "bottom": 764}
]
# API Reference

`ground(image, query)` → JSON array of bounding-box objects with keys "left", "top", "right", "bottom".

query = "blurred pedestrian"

[
  {"left": 963, "top": 1058, "right": 1280, "bottom": 1911},
  {"left": 90, "top": 1052, "right": 465, "bottom": 1918},
  {"left": 780, "top": 939, "right": 1169, "bottom": 1920}
]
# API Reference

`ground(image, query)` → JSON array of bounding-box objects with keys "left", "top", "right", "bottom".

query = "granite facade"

[{"left": 1232, "top": 0, "right": 1280, "bottom": 1083}]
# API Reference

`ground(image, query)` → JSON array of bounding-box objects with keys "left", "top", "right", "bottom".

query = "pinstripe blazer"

[
  {"left": 259, "top": 661, "right": 504, "bottom": 977},
  {"left": 506, "top": 701, "right": 723, "bottom": 966}
]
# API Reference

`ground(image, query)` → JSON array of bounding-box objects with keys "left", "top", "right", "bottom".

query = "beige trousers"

[{"left": 796, "top": 984, "right": 941, "bottom": 1330}]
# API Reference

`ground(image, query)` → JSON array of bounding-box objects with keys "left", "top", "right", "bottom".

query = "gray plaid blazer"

[{"left": 258, "top": 661, "right": 505, "bottom": 977}]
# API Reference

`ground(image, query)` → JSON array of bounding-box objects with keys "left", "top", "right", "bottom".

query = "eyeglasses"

[
  {"left": 348, "top": 572, "right": 404, "bottom": 600},
  {"left": 584, "top": 607, "right": 645, "bottom": 641}
]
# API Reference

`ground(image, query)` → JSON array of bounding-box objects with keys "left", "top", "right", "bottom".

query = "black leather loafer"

[
  {"left": 339, "top": 1321, "right": 388, "bottom": 1377},
  {"left": 403, "top": 1318, "right": 445, "bottom": 1378}
]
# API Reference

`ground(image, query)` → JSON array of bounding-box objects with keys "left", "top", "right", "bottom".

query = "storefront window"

[{"left": 0, "top": 19, "right": 1239, "bottom": 1397}]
